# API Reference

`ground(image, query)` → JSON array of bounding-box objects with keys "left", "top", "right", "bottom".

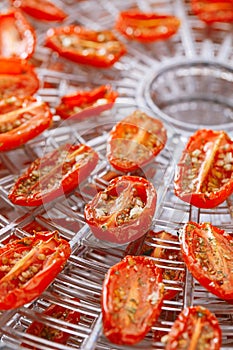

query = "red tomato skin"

[
  {"left": 11, "top": 0, "right": 67, "bottom": 22},
  {"left": 180, "top": 221, "right": 233, "bottom": 301},
  {"left": 0, "top": 58, "right": 40, "bottom": 99},
  {"left": 45, "top": 25, "right": 126, "bottom": 68},
  {"left": 0, "top": 9, "right": 36, "bottom": 60},
  {"left": 102, "top": 255, "right": 164, "bottom": 345},
  {"left": 115, "top": 10, "right": 180, "bottom": 42},
  {"left": 165, "top": 306, "right": 222, "bottom": 350},
  {"left": 0, "top": 231, "right": 71, "bottom": 310},
  {"left": 56, "top": 85, "right": 118, "bottom": 120},
  {"left": 107, "top": 110, "right": 167, "bottom": 173},
  {"left": 84, "top": 176, "right": 157, "bottom": 244},
  {"left": 0, "top": 99, "right": 53, "bottom": 152},
  {"left": 8, "top": 144, "right": 99, "bottom": 206},
  {"left": 174, "top": 129, "right": 233, "bottom": 209}
]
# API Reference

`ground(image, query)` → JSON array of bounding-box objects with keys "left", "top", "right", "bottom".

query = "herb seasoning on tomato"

[
  {"left": 0, "top": 231, "right": 71, "bottom": 310},
  {"left": 84, "top": 175, "right": 156, "bottom": 244},
  {"left": 115, "top": 10, "right": 180, "bottom": 42},
  {"left": 0, "top": 96, "right": 53, "bottom": 152},
  {"left": 45, "top": 25, "right": 126, "bottom": 68},
  {"left": 102, "top": 255, "right": 164, "bottom": 345},
  {"left": 9, "top": 143, "right": 99, "bottom": 206},
  {"left": 180, "top": 221, "right": 233, "bottom": 301},
  {"left": 107, "top": 109, "right": 167, "bottom": 173},
  {"left": 165, "top": 306, "right": 222, "bottom": 350},
  {"left": 174, "top": 129, "right": 233, "bottom": 208},
  {"left": 56, "top": 85, "right": 118, "bottom": 120},
  {"left": 191, "top": 0, "right": 233, "bottom": 24}
]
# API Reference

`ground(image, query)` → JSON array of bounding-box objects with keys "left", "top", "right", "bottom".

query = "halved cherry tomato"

[
  {"left": 141, "top": 230, "right": 185, "bottom": 301},
  {"left": 8, "top": 143, "right": 99, "bottom": 206},
  {"left": 0, "top": 9, "right": 36, "bottom": 59},
  {"left": 11, "top": 0, "right": 67, "bottom": 22},
  {"left": 107, "top": 109, "right": 167, "bottom": 172},
  {"left": 22, "top": 300, "right": 80, "bottom": 349},
  {"left": 0, "top": 96, "right": 53, "bottom": 152},
  {"left": 84, "top": 175, "right": 156, "bottom": 244},
  {"left": 0, "top": 58, "right": 40, "bottom": 99},
  {"left": 0, "top": 231, "right": 71, "bottom": 310},
  {"left": 165, "top": 306, "right": 222, "bottom": 350},
  {"left": 174, "top": 129, "right": 233, "bottom": 209},
  {"left": 56, "top": 85, "right": 118, "bottom": 120},
  {"left": 45, "top": 25, "right": 126, "bottom": 68},
  {"left": 191, "top": 0, "right": 233, "bottom": 24},
  {"left": 115, "top": 10, "right": 180, "bottom": 42},
  {"left": 180, "top": 221, "right": 233, "bottom": 301},
  {"left": 102, "top": 255, "right": 164, "bottom": 345}
]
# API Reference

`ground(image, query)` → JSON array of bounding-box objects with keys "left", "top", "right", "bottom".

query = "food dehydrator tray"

[{"left": 0, "top": 0, "right": 233, "bottom": 349}]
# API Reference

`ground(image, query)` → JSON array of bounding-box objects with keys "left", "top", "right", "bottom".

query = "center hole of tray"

[{"left": 145, "top": 61, "right": 233, "bottom": 131}]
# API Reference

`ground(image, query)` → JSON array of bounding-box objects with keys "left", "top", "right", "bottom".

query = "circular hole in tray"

[{"left": 144, "top": 60, "right": 233, "bottom": 132}]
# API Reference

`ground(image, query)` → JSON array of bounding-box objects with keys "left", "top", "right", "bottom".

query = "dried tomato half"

[
  {"left": 191, "top": 0, "right": 233, "bottom": 24},
  {"left": 0, "top": 231, "right": 71, "bottom": 310}
]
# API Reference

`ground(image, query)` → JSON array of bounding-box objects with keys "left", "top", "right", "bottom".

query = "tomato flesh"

[
  {"left": 107, "top": 109, "right": 167, "bottom": 172},
  {"left": 102, "top": 255, "right": 164, "bottom": 345},
  {"left": 8, "top": 143, "right": 99, "bottom": 206},
  {"left": 84, "top": 175, "right": 157, "bottom": 244},
  {"left": 174, "top": 129, "right": 233, "bottom": 208},
  {"left": 115, "top": 10, "right": 180, "bottom": 42},
  {"left": 45, "top": 25, "right": 126, "bottom": 68},
  {"left": 180, "top": 221, "right": 233, "bottom": 301},
  {"left": 165, "top": 305, "right": 222, "bottom": 350},
  {"left": 0, "top": 231, "right": 71, "bottom": 310},
  {"left": 191, "top": 0, "right": 233, "bottom": 23}
]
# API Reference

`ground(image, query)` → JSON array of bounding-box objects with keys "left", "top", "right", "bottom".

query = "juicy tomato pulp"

[
  {"left": 174, "top": 129, "right": 233, "bottom": 208},
  {"left": 8, "top": 143, "right": 99, "bottom": 206},
  {"left": 0, "top": 9, "right": 36, "bottom": 59},
  {"left": 45, "top": 25, "right": 126, "bottom": 68},
  {"left": 107, "top": 109, "right": 167, "bottom": 172},
  {"left": 115, "top": 10, "right": 180, "bottom": 42},
  {"left": 56, "top": 85, "right": 118, "bottom": 120},
  {"left": 165, "top": 306, "right": 222, "bottom": 350},
  {"left": 191, "top": 0, "right": 233, "bottom": 23},
  {"left": 102, "top": 255, "right": 164, "bottom": 345},
  {"left": 180, "top": 221, "right": 233, "bottom": 301},
  {"left": 0, "top": 96, "right": 53, "bottom": 152},
  {"left": 84, "top": 175, "right": 157, "bottom": 244},
  {"left": 0, "top": 231, "right": 71, "bottom": 310}
]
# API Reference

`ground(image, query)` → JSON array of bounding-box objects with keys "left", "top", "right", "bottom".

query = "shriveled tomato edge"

[
  {"left": 84, "top": 176, "right": 157, "bottom": 244},
  {"left": 0, "top": 232, "right": 71, "bottom": 310},
  {"left": 180, "top": 221, "right": 233, "bottom": 301},
  {"left": 45, "top": 26, "right": 127, "bottom": 68},
  {"left": 57, "top": 102, "right": 116, "bottom": 120},
  {"left": 165, "top": 305, "right": 222, "bottom": 350},
  {"left": 8, "top": 145, "right": 99, "bottom": 206},
  {"left": 102, "top": 255, "right": 164, "bottom": 345},
  {"left": 0, "top": 9, "right": 36, "bottom": 60}
]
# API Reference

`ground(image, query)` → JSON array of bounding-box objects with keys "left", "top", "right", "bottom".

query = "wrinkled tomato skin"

[
  {"left": 191, "top": 0, "right": 233, "bottom": 24},
  {"left": 165, "top": 306, "right": 222, "bottom": 350},
  {"left": 180, "top": 221, "right": 233, "bottom": 301},
  {"left": 107, "top": 110, "right": 167, "bottom": 173},
  {"left": 0, "top": 58, "right": 39, "bottom": 99},
  {"left": 22, "top": 300, "right": 80, "bottom": 349},
  {"left": 0, "top": 96, "right": 53, "bottom": 152},
  {"left": 56, "top": 85, "right": 118, "bottom": 120},
  {"left": 102, "top": 255, "right": 164, "bottom": 345},
  {"left": 8, "top": 143, "right": 99, "bottom": 206},
  {"left": 115, "top": 10, "right": 180, "bottom": 42},
  {"left": 84, "top": 175, "right": 157, "bottom": 244},
  {"left": 45, "top": 25, "right": 126, "bottom": 68},
  {"left": 174, "top": 129, "right": 233, "bottom": 209},
  {"left": 0, "top": 9, "right": 36, "bottom": 60},
  {"left": 0, "top": 231, "right": 71, "bottom": 310},
  {"left": 11, "top": 0, "right": 67, "bottom": 22}
]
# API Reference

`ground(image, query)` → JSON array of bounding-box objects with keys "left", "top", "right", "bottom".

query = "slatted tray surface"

[{"left": 0, "top": 0, "right": 233, "bottom": 349}]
